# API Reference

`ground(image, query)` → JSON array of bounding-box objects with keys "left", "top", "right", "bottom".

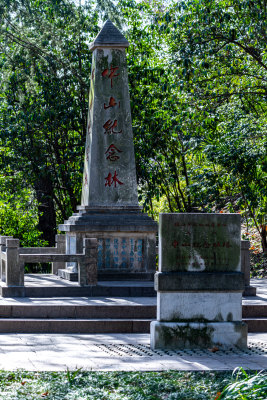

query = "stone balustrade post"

[
  {"left": 0, "top": 236, "right": 13, "bottom": 282},
  {"left": 78, "top": 238, "right": 97, "bottom": 286},
  {"left": 241, "top": 240, "right": 256, "bottom": 296},
  {"left": 52, "top": 234, "right": 66, "bottom": 274},
  {"left": 6, "top": 239, "right": 24, "bottom": 287}
]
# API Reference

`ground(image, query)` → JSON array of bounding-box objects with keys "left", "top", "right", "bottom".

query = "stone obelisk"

[{"left": 59, "top": 20, "right": 157, "bottom": 279}]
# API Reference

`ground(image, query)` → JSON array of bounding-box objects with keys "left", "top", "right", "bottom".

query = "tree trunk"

[{"left": 34, "top": 175, "right": 57, "bottom": 246}]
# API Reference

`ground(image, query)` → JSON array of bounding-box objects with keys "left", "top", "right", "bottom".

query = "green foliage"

[
  {"left": 0, "top": 0, "right": 98, "bottom": 244},
  {"left": 218, "top": 367, "right": 267, "bottom": 399},
  {"left": 122, "top": 0, "right": 266, "bottom": 250},
  {"left": 0, "top": 370, "right": 234, "bottom": 400},
  {"left": 0, "top": 170, "right": 46, "bottom": 247},
  {"left": 0, "top": 0, "right": 266, "bottom": 251}
]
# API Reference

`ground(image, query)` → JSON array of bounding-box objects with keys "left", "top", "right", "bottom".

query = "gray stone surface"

[
  {"left": 0, "top": 333, "right": 265, "bottom": 371},
  {"left": 157, "top": 292, "right": 242, "bottom": 322},
  {"left": 81, "top": 44, "right": 137, "bottom": 207},
  {"left": 159, "top": 213, "right": 241, "bottom": 273}
]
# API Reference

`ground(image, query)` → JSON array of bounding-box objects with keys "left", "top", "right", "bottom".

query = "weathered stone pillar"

[
  {"left": 241, "top": 240, "right": 256, "bottom": 296},
  {"left": 0, "top": 236, "right": 13, "bottom": 282},
  {"left": 6, "top": 239, "right": 24, "bottom": 287},
  {"left": 78, "top": 238, "right": 97, "bottom": 286},
  {"left": 151, "top": 213, "right": 248, "bottom": 349},
  {"left": 59, "top": 20, "right": 157, "bottom": 280},
  {"left": 52, "top": 234, "right": 66, "bottom": 274}
]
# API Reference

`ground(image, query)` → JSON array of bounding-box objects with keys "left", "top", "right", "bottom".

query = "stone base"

[
  {"left": 157, "top": 292, "right": 243, "bottom": 322},
  {"left": 58, "top": 206, "right": 158, "bottom": 274},
  {"left": 0, "top": 285, "right": 25, "bottom": 297},
  {"left": 150, "top": 321, "right": 248, "bottom": 350},
  {"left": 243, "top": 285, "right": 257, "bottom": 296},
  {"left": 58, "top": 269, "right": 78, "bottom": 281},
  {"left": 58, "top": 269, "right": 154, "bottom": 282}
]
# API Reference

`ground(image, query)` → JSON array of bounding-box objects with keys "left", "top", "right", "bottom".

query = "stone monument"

[
  {"left": 151, "top": 213, "right": 247, "bottom": 349},
  {"left": 58, "top": 20, "right": 157, "bottom": 280}
]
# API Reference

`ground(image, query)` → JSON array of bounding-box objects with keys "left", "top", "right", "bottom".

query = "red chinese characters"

[
  {"left": 102, "top": 66, "right": 119, "bottom": 88},
  {"left": 105, "top": 171, "right": 123, "bottom": 187},
  {"left": 103, "top": 119, "right": 122, "bottom": 134},
  {"left": 105, "top": 144, "right": 122, "bottom": 161},
  {"left": 104, "top": 96, "right": 120, "bottom": 109}
]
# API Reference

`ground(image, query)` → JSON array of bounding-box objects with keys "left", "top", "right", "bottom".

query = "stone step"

[
  {"left": 0, "top": 317, "right": 265, "bottom": 333},
  {"left": 0, "top": 304, "right": 156, "bottom": 319},
  {"left": 242, "top": 305, "right": 267, "bottom": 318},
  {"left": 0, "top": 318, "right": 151, "bottom": 333},
  {"left": 243, "top": 318, "right": 267, "bottom": 333}
]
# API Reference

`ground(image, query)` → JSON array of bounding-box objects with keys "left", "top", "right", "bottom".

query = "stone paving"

[
  {"left": 0, "top": 333, "right": 266, "bottom": 371},
  {"left": 0, "top": 278, "right": 265, "bottom": 371}
]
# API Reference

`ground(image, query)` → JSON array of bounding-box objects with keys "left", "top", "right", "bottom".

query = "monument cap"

[{"left": 89, "top": 19, "right": 129, "bottom": 51}]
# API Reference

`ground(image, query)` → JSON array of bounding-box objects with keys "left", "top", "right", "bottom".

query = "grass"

[{"left": 0, "top": 369, "right": 266, "bottom": 400}]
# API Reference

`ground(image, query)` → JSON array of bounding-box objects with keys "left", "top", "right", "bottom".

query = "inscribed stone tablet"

[{"left": 159, "top": 213, "right": 241, "bottom": 272}]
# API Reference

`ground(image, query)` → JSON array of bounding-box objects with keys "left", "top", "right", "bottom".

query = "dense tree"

[
  {"left": 122, "top": 0, "right": 266, "bottom": 251},
  {"left": 0, "top": 0, "right": 98, "bottom": 244},
  {"left": 0, "top": 0, "right": 266, "bottom": 252}
]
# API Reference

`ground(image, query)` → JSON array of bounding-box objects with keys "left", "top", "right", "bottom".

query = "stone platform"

[
  {"left": 0, "top": 274, "right": 155, "bottom": 297},
  {"left": 0, "top": 333, "right": 266, "bottom": 371}
]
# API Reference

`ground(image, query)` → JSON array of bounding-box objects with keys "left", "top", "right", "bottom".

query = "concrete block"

[
  {"left": 157, "top": 292, "right": 242, "bottom": 322},
  {"left": 150, "top": 320, "right": 248, "bottom": 349}
]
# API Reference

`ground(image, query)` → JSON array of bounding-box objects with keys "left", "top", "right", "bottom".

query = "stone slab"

[
  {"left": 155, "top": 271, "right": 244, "bottom": 291},
  {"left": 157, "top": 292, "right": 242, "bottom": 322},
  {"left": 150, "top": 321, "right": 248, "bottom": 349},
  {"left": 0, "top": 333, "right": 265, "bottom": 371},
  {"left": 159, "top": 213, "right": 241, "bottom": 273}
]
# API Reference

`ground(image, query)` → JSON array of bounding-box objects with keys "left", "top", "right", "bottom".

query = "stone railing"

[
  {"left": 241, "top": 240, "right": 256, "bottom": 296},
  {"left": 0, "top": 235, "right": 97, "bottom": 294}
]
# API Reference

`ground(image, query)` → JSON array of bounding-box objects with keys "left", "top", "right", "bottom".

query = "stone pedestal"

[
  {"left": 58, "top": 20, "right": 157, "bottom": 279},
  {"left": 150, "top": 213, "right": 248, "bottom": 350},
  {"left": 59, "top": 206, "right": 157, "bottom": 279}
]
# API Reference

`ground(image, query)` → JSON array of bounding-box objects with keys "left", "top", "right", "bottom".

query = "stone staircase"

[
  {"left": 243, "top": 304, "right": 267, "bottom": 332},
  {"left": 0, "top": 278, "right": 265, "bottom": 334},
  {"left": 0, "top": 300, "right": 155, "bottom": 333},
  {"left": 242, "top": 278, "right": 267, "bottom": 333},
  {"left": 0, "top": 298, "right": 266, "bottom": 334}
]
